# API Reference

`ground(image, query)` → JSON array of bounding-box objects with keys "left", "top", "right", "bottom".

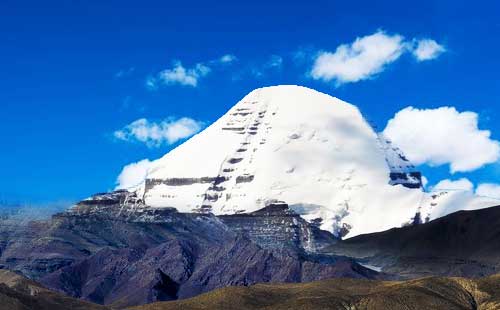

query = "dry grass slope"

[
  {"left": 131, "top": 275, "right": 500, "bottom": 310},
  {"left": 0, "top": 270, "right": 108, "bottom": 310}
]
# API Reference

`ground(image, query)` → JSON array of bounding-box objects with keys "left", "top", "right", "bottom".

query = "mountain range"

[
  {"left": 1, "top": 85, "right": 499, "bottom": 309},
  {"left": 3, "top": 204, "right": 500, "bottom": 309}
]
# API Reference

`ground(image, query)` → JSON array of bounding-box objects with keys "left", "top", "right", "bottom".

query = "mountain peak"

[{"left": 126, "top": 86, "right": 496, "bottom": 238}]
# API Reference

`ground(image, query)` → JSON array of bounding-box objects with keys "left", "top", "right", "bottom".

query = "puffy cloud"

[
  {"left": 432, "top": 178, "right": 474, "bottom": 191},
  {"left": 310, "top": 31, "right": 406, "bottom": 85},
  {"left": 383, "top": 106, "right": 500, "bottom": 173},
  {"left": 476, "top": 183, "right": 500, "bottom": 199},
  {"left": 114, "top": 117, "right": 204, "bottom": 147},
  {"left": 412, "top": 39, "right": 446, "bottom": 61},
  {"left": 219, "top": 54, "right": 237, "bottom": 63},
  {"left": 147, "top": 54, "right": 238, "bottom": 89},
  {"left": 116, "top": 159, "right": 153, "bottom": 189},
  {"left": 310, "top": 31, "right": 446, "bottom": 85},
  {"left": 156, "top": 62, "right": 211, "bottom": 87}
]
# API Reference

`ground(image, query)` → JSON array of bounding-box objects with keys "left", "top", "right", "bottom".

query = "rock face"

[
  {"left": 119, "top": 85, "right": 497, "bottom": 238},
  {"left": 327, "top": 205, "right": 500, "bottom": 279},
  {"left": 0, "top": 191, "right": 377, "bottom": 308},
  {"left": 1, "top": 194, "right": 499, "bottom": 308},
  {"left": 219, "top": 201, "right": 338, "bottom": 251}
]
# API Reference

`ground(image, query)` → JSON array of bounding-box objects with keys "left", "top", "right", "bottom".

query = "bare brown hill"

[
  {"left": 130, "top": 275, "right": 500, "bottom": 310},
  {"left": 0, "top": 269, "right": 107, "bottom": 310},
  {"left": 328, "top": 205, "right": 500, "bottom": 278}
]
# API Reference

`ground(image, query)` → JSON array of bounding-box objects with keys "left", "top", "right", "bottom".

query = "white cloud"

[
  {"left": 155, "top": 62, "right": 211, "bottom": 87},
  {"left": 383, "top": 106, "right": 500, "bottom": 173},
  {"left": 476, "top": 183, "right": 500, "bottom": 199},
  {"left": 412, "top": 39, "right": 446, "bottom": 61},
  {"left": 310, "top": 31, "right": 447, "bottom": 85},
  {"left": 219, "top": 54, "right": 237, "bottom": 63},
  {"left": 310, "top": 31, "right": 406, "bottom": 85},
  {"left": 432, "top": 178, "right": 474, "bottom": 191},
  {"left": 147, "top": 54, "right": 238, "bottom": 89},
  {"left": 116, "top": 159, "right": 153, "bottom": 189},
  {"left": 114, "top": 117, "right": 204, "bottom": 147}
]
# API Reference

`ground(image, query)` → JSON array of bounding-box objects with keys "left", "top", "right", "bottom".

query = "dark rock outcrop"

[
  {"left": 0, "top": 191, "right": 375, "bottom": 308},
  {"left": 219, "top": 201, "right": 338, "bottom": 252},
  {"left": 388, "top": 171, "right": 422, "bottom": 189}
]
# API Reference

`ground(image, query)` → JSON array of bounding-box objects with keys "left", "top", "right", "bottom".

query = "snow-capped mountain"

[{"left": 127, "top": 85, "right": 497, "bottom": 238}]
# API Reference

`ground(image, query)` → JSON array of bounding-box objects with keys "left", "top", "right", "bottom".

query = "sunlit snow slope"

[{"left": 132, "top": 85, "right": 497, "bottom": 238}]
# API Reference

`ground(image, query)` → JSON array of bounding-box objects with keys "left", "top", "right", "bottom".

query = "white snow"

[
  {"left": 358, "top": 262, "right": 382, "bottom": 272},
  {"left": 130, "top": 85, "right": 499, "bottom": 238}
]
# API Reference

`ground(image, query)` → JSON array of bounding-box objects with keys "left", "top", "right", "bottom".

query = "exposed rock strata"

[{"left": 0, "top": 191, "right": 373, "bottom": 308}]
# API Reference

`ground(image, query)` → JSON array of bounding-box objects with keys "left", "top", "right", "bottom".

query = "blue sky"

[{"left": 1, "top": 0, "right": 500, "bottom": 203}]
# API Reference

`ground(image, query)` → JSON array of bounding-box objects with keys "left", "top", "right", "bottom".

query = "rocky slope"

[
  {"left": 218, "top": 201, "right": 338, "bottom": 251},
  {"left": 2, "top": 195, "right": 500, "bottom": 308},
  {"left": 327, "top": 205, "right": 500, "bottom": 279},
  {"left": 0, "top": 191, "right": 376, "bottom": 308},
  {"left": 130, "top": 275, "right": 500, "bottom": 310}
]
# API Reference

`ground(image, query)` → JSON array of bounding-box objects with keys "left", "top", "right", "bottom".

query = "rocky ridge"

[{"left": 0, "top": 190, "right": 375, "bottom": 308}]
